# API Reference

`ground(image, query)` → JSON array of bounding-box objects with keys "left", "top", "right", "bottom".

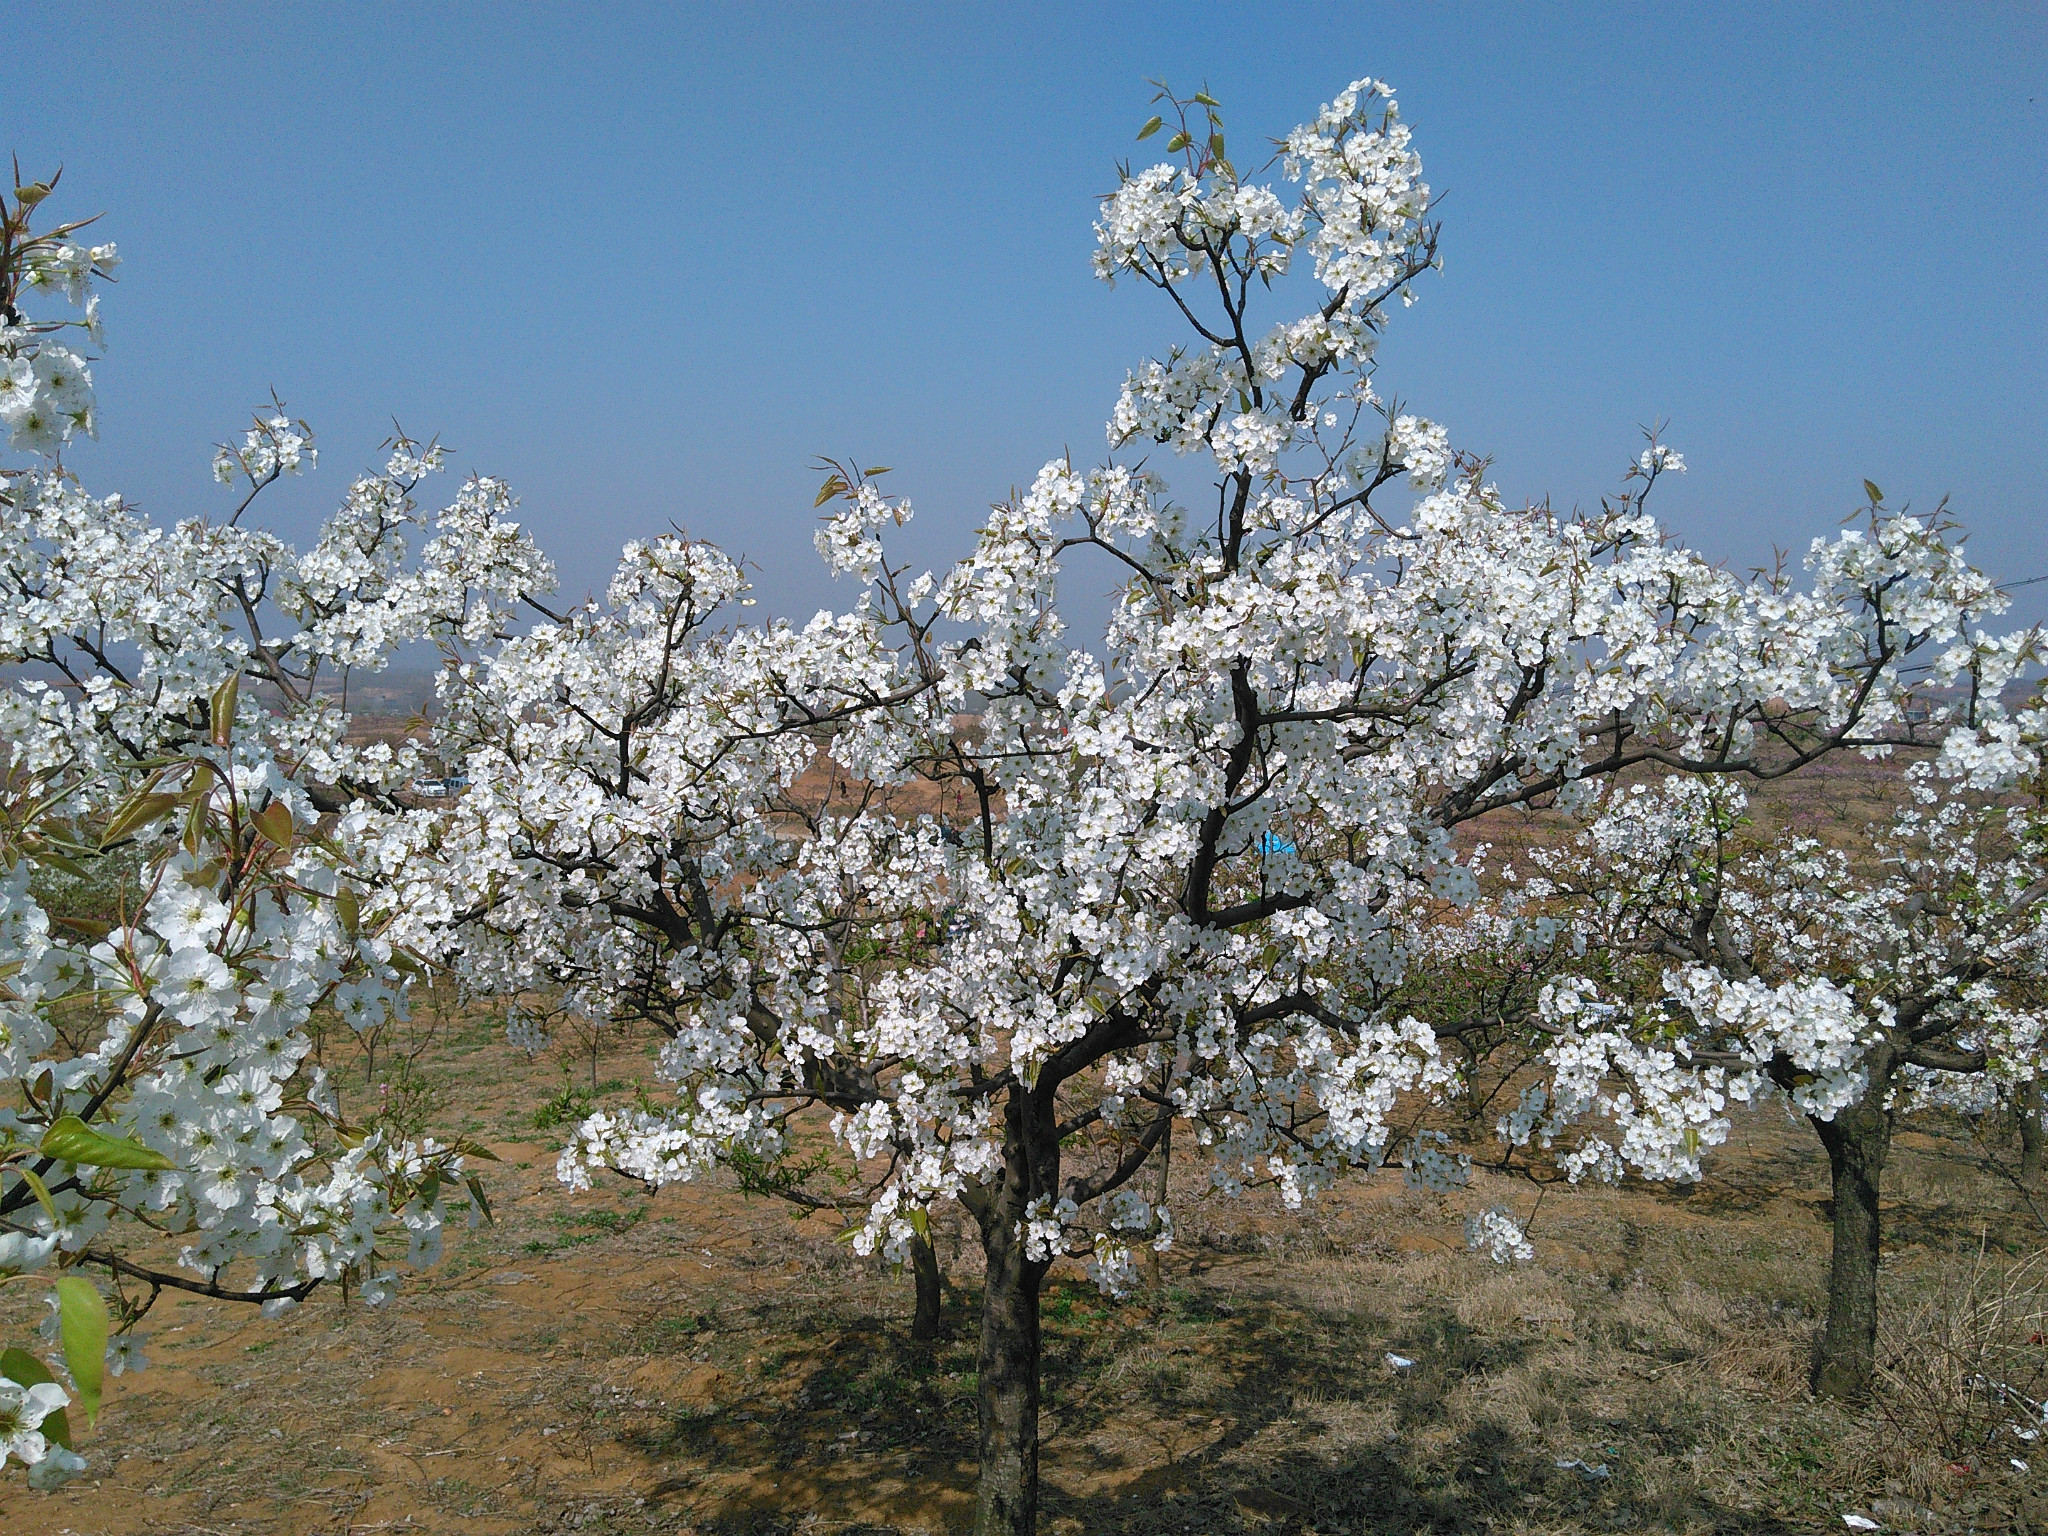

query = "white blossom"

[
  {"left": 1465, "top": 1205, "right": 1534, "bottom": 1264},
  {"left": 0, "top": 180, "right": 478, "bottom": 1489}
]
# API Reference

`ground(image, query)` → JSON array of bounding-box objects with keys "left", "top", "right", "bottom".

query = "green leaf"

[
  {"left": 253, "top": 800, "right": 294, "bottom": 851},
  {"left": 1136, "top": 115, "right": 1163, "bottom": 140},
  {"left": 209, "top": 671, "right": 241, "bottom": 749},
  {"left": 862, "top": 466, "right": 892, "bottom": 477},
  {"left": 98, "top": 792, "right": 178, "bottom": 849},
  {"left": 1191, "top": 91, "right": 1219, "bottom": 107},
  {"left": 54, "top": 1276, "right": 106, "bottom": 1427},
  {"left": 335, "top": 888, "right": 361, "bottom": 936},
  {"left": 1209, "top": 133, "right": 1226, "bottom": 159},
  {"left": 23, "top": 839, "right": 89, "bottom": 879},
  {"left": 39, "top": 1115, "right": 174, "bottom": 1171},
  {"left": 0, "top": 1348, "right": 72, "bottom": 1448},
  {"left": 1166, "top": 131, "right": 1190, "bottom": 153},
  {"left": 206, "top": 676, "right": 241, "bottom": 749},
  {"left": 1862, "top": 479, "right": 1884, "bottom": 505},
  {"left": 8, "top": 1164, "right": 59, "bottom": 1224},
  {"left": 813, "top": 475, "right": 848, "bottom": 508},
  {"left": 464, "top": 1173, "right": 495, "bottom": 1225}
]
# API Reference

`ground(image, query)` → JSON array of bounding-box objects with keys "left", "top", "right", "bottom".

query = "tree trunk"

[
  {"left": 1810, "top": 1102, "right": 1892, "bottom": 1400},
  {"left": 974, "top": 1213, "right": 1045, "bottom": 1536},
  {"left": 1145, "top": 1119, "right": 1170, "bottom": 1292},
  {"left": 2020, "top": 1079, "right": 2044, "bottom": 1183},
  {"left": 971, "top": 1085, "right": 1058, "bottom": 1536},
  {"left": 911, "top": 1226, "right": 945, "bottom": 1341}
]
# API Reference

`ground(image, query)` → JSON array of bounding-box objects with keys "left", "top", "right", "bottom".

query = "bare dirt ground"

[{"left": 5, "top": 998, "right": 2046, "bottom": 1536}]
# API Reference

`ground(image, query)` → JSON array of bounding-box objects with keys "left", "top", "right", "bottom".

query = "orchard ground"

[{"left": 4, "top": 1005, "right": 2046, "bottom": 1533}]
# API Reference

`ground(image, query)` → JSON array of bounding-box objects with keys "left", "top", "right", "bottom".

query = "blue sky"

[{"left": 11, "top": 3, "right": 2046, "bottom": 630}]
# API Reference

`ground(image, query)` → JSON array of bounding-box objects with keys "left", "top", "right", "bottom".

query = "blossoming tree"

[
  {"left": 1447, "top": 741, "right": 2046, "bottom": 1401},
  {"left": 363, "top": 81, "right": 2030, "bottom": 1533},
  {"left": 0, "top": 173, "right": 550, "bottom": 1485}
]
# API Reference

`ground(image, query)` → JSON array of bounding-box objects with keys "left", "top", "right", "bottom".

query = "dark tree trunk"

[
  {"left": 2020, "top": 1079, "right": 2044, "bottom": 1183},
  {"left": 910, "top": 1226, "right": 945, "bottom": 1341},
  {"left": 1810, "top": 1102, "right": 1893, "bottom": 1400},
  {"left": 974, "top": 1212, "right": 1045, "bottom": 1536},
  {"left": 970, "top": 1085, "right": 1058, "bottom": 1536}
]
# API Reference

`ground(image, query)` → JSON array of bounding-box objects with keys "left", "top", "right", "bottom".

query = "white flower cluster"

[
  {"left": 1635, "top": 443, "right": 1685, "bottom": 477},
  {"left": 0, "top": 193, "right": 115, "bottom": 457},
  {"left": 212, "top": 411, "right": 315, "bottom": 487},
  {"left": 0, "top": 185, "right": 522, "bottom": 1487},
  {"left": 1402, "top": 1130, "right": 1471, "bottom": 1193},
  {"left": 1385, "top": 413, "right": 1452, "bottom": 488},
  {"left": 1095, "top": 82, "right": 1441, "bottom": 492},
  {"left": 0, "top": 341, "right": 95, "bottom": 456},
  {"left": 814, "top": 480, "right": 911, "bottom": 582},
  {"left": 1539, "top": 991, "right": 1747, "bottom": 1186},
  {"left": 1464, "top": 1205, "right": 1534, "bottom": 1264},
  {"left": 505, "top": 1008, "right": 551, "bottom": 1056},
  {"left": 0, "top": 1374, "right": 78, "bottom": 1486}
]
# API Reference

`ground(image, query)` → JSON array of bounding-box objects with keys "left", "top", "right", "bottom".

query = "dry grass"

[
  {"left": 4, "top": 999, "right": 2048, "bottom": 1535},
  {"left": 1844, "top": 1252, "right": 2048, "bottom": 1508}
]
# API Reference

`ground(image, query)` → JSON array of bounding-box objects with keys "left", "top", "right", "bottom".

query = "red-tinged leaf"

[
  {"left": 47, "top": 914, "right": 110, "bottom": 941},
  {"left": 253, "top": 800, "right": 294, "bottom": 851}
]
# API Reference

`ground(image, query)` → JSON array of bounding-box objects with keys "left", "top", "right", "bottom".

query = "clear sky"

[{"left": 10, "top": 3, "right": 2046, "bottom": 630}]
